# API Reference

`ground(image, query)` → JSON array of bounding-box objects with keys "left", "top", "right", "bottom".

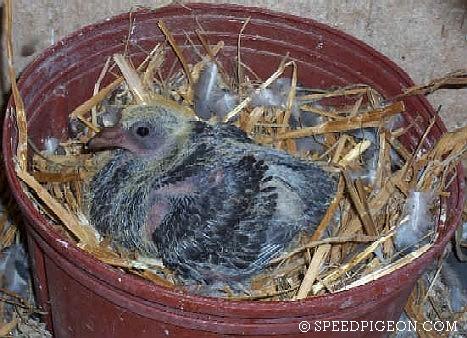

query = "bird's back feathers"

[{"left": 89, "top": 117, "right": 337, "bottom": 284}]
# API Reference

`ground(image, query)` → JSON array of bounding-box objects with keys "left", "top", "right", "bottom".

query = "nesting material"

[
  {"left": 0, "top": 150, "right": 45, "bottom": 336},
  {"left": 0, "top": 2, "right": 52, "bottom": 335},
  {"left": 404, "top": 247, "right": 467, "bottom": 337},
  {"left": 394, "top": 191, "right": 436, "bottom": 252},
  {"left": 5, "top": 8, "right": 467, "bottom": 304}
]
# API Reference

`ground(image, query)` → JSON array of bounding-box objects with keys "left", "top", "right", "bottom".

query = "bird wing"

[
  {"left": 153, "top": 154, "right": 282, "bottom": 282},
  {"left": 153, "top": 143, "right": 337, "bottom": 284},
  {"left": 264, "top": 154, "right": 337, "bottom": 223}
]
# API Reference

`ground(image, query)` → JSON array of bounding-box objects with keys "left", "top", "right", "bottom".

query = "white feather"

[{"left": 394, "top": 191, "right": 435, "bottom": 251}]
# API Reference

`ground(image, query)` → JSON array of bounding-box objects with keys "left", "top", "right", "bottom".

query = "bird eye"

[{"left": 136, "top": 126, "right": 150, "bottom": 137}]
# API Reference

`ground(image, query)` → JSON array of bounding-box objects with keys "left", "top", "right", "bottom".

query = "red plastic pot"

[{"left": 3, "top": 4, "right": 463, "bottom": 337}]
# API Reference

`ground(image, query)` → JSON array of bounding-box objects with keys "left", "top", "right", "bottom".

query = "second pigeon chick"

[{"left": 87, "top": 102, "right": 337, "bottom": 287}]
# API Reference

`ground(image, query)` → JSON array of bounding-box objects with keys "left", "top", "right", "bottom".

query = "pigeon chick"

[{"left": 87, "top": 102, "right": 337, "bottom": 287}]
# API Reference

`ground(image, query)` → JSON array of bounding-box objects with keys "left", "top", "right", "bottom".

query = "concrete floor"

[{"left": 1, "top": 0, "right": 466, "bottom": 130}]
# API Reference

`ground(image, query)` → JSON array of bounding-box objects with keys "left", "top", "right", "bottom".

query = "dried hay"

[{"left": 3, "top": 0, "right": 466, "bottom": 311}]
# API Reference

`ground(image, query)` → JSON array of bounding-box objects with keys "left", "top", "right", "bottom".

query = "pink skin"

[
  {"left": 146, "top": 179, "right": 196, "bottom": 237},
  {"left": 146, "top": 200, "right": 170, "bottom": 238},
  {"left": 145, "top": 170, "right": 225, "bottom": 237}
]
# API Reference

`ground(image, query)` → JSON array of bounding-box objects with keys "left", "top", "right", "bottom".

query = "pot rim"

[{"left": 2, "top": 3, "right": 463, "bottom": 319}]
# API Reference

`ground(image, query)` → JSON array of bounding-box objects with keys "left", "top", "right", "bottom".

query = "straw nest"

[{"left": 2, "top": 3, "right": 466, "bottom": 333}]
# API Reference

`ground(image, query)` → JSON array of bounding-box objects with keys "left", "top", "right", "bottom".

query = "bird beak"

[{"left": 87, "top": 126, "right": 126, "bottom": 150}]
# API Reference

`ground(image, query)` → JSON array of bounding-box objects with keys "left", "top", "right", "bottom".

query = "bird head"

[{"left": 88, "top": 103, "right": 194, "bottom": 157}]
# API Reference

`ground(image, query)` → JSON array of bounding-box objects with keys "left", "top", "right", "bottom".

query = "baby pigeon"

[{"left": 88, "top": 102, "right": 337, "bottom": 287}]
